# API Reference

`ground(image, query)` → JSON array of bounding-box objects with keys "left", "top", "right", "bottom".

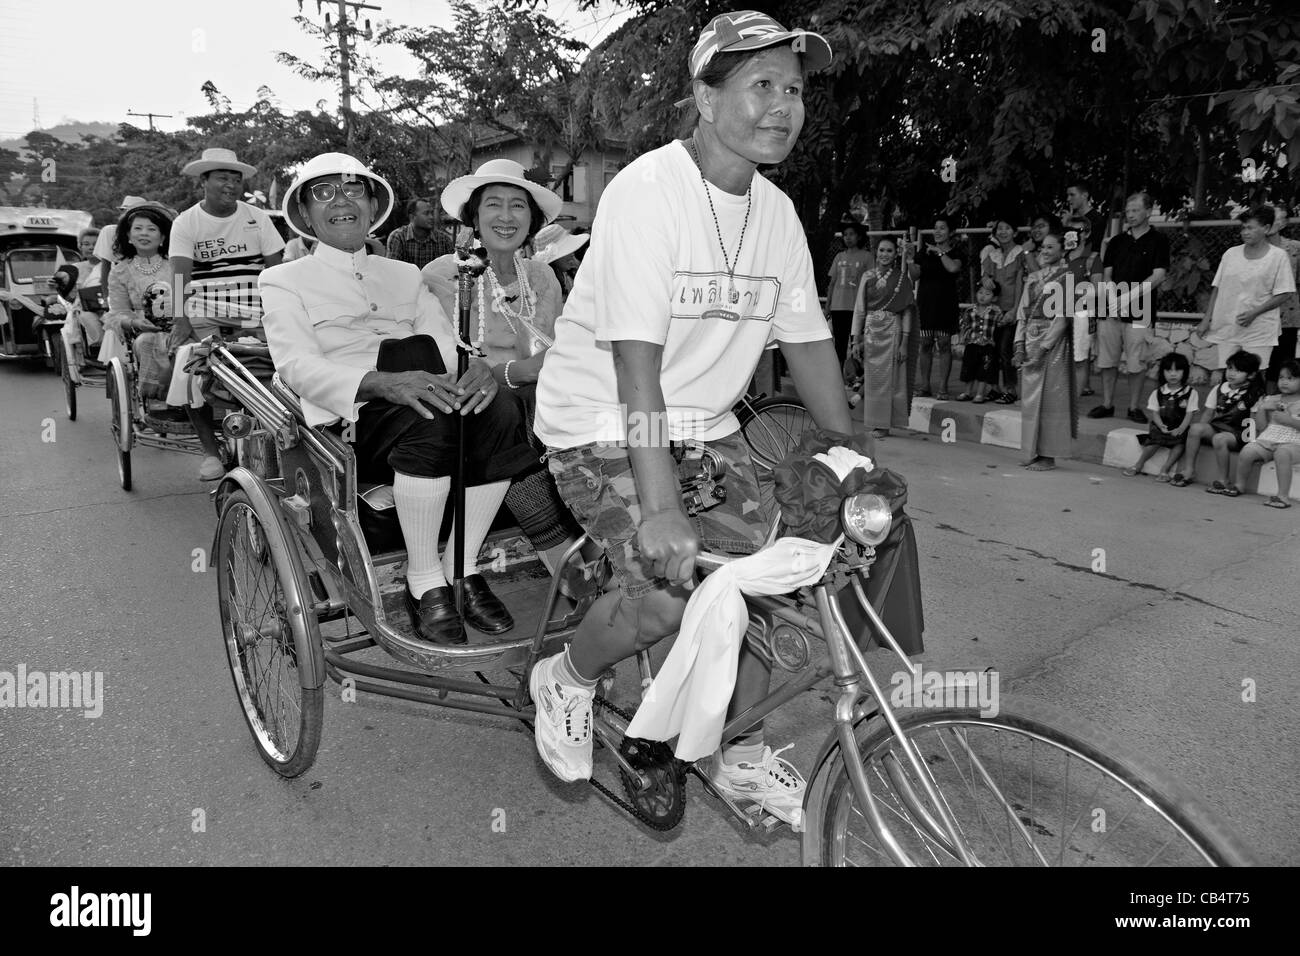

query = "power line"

[{"left": 1139, "top": 82, "right": 1300, "bottom": 104}]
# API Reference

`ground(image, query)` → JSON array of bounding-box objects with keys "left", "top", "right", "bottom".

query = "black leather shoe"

[
  {"left": 460, "top": 574, "right": 514, "bottom": 634},
  {"left": 403, "top": 586, "right": 467, "bottom": 646}
]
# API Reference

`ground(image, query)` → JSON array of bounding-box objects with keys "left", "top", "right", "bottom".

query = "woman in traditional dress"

[
  {"left": 850, "top": 236, "right": 914, "bottom": 437},
  {"left": 1014, "top": 228, "right": 1076, "bottom": 471}
]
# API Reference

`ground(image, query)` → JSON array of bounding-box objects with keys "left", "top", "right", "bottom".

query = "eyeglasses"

[{"left": 308, "top": 180, "right": 369, "bottom": 203}]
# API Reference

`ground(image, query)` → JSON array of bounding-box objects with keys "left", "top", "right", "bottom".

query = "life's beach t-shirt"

[
  {"left": 170, "top": 200, "right": 285, "bottom": 325},
  {"left": 534, "top": 140, "right": 829, "bottom": 448}
]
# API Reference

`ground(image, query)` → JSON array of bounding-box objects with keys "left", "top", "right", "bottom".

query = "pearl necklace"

[
  {"left": 132, "top": 255, "right": 164, "bottom": 277},
  {"left": 485, "top": 251, "right": 538, "bottom": 335}
]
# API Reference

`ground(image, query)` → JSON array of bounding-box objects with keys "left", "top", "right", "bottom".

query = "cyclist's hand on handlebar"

[
  {"left": 638, "top": 509, "right": 700, "bottom": 585},
  {"left": 130, "top": 316, "right": 160, "bottom": 333}
]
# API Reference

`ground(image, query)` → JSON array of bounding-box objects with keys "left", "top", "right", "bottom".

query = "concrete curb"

[{"left": 907, "top": 397, "right": 1293, "bottom": 497}]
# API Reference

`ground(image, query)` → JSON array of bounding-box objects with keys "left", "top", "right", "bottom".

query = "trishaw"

[
  {"left": 204, "top": 337, "right": 1254, "bottom": 865},
  {"left": 0, "top": 207, "right": 90, "bottom": 365}
]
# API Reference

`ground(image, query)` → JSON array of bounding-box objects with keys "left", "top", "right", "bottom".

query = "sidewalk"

[{"left": 886, "top": 378, "right": 1294, "bottom": 498}]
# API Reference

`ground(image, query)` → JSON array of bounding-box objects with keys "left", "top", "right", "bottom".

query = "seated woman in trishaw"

[
  {"left": 259, "top": 153, "right": 541, "bottom": 647},
  {"left": 98, "top": 202, "right": 182, "bottom": 414}
]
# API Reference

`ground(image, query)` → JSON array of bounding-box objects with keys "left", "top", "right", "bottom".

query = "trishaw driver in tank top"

[{"left": 530, "top": 10, "right": 858, "bottom": 824}]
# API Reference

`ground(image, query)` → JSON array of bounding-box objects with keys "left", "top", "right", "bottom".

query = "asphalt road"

[{"left": 1, "top": 359, "right": 1296, "bottom": 866}]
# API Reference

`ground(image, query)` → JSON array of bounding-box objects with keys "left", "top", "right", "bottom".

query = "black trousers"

[
  {"left": 352, "top": 389, "right": 536, "bottom": 486},
  {"left": 1267, "top": 327, "right": 1298, "bottom": 384},
  {"left": 829, "top": 310, "right": 854, "bottom": 369}
]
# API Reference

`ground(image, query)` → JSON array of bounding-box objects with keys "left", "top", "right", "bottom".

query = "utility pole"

[
  {"left": 300, "top": 0, "right": 381, "bottom": 150},
  {"left": 127, "top": 110, "right": 174, "bottom": 131}
]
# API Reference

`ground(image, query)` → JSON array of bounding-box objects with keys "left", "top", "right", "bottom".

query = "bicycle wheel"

[
  {"left": 107, "top": 358, "right": 132, "bottom": 491},
  {"left": 802, "top": 697, "right": 1255, "bottom": 867},
  {"left": 736, "top": 396, "right": 813, "bottom": 524},
  {"left": 216, "top": 488, "right": 324, "bottom": 778}
]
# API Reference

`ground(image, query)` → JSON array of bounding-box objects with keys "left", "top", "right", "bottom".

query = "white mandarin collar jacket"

[{"left": 259, "top": 242, "right": 460, "bottom": 427}]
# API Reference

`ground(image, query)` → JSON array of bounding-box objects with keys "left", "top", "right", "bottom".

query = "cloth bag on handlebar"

[{"left": 625, "top": 440, "right": 873, "bottom": 762}]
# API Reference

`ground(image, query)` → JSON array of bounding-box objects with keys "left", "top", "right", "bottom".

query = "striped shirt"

[{"left": 171, "top": 201, "right": 285, "bottom": 326}]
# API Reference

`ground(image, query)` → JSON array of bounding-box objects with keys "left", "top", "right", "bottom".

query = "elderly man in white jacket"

[{"left": 259, "top": 153, "right": 535, "bottom": 646}]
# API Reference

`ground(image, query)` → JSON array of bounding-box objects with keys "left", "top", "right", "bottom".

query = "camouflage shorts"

[{"left": 547, "top": 431, "right": 770, "bottom": 598}]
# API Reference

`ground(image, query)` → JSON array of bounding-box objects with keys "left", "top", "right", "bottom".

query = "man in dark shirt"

[
  {"left": 1064, "top": 179, "right": 1109, "bottom": 256},
  {"left": 385, "top": 198, "right": 454, "bottom": 268},
  {"left": 1090, "top": 191, "right": 1170, "bottom": 421}
]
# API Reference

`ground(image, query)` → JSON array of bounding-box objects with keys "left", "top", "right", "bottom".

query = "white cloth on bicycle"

[
  {"left": 166, "top": 342, "right": 206, "bottom": 407},
  {"left": 625, "top": 535, "right": 840, "bottom": 761},
  {"left": 97, "top": 327, "right": 128, "bottom": 365},
  {"left": 626, "top": 446, "right": 870, "bottom": 760}
]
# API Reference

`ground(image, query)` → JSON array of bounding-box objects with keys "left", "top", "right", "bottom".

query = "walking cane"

[{"left": 453, "top": 240, "right": 489, "bottom": 617}]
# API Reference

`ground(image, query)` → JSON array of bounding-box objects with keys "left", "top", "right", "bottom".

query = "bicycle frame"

[
  {"left": 207, "top": 348, "right": 968, "bottom": 857},
  {"left": 693, "top": 550, "right": 976, "bottom": 866}
]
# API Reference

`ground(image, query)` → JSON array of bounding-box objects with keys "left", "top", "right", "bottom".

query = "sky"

[{"left": 0, "top": 0, "right": 632, "bottom": 141}]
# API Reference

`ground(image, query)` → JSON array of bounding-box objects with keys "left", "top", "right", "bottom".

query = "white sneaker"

[
  {"left": 709, "top": 744, "right": 807, "bottom": 828},
  {"left": 528, "top": 652, "right": 594, "bottom": 782}
]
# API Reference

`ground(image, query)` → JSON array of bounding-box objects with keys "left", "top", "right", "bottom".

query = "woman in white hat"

[
  {"left": 422, "top": 162, "right": 592, "bottom": 590},
  {"left": 531, "top": 222, "right": 589, "bottom": 299},
  {"left": 527, "top": 10, "right": 856, "bottom": 825}
]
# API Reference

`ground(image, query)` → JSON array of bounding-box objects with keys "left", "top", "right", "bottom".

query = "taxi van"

[{"left": 0, "top": 207, "right": 92, "bottom": 360}]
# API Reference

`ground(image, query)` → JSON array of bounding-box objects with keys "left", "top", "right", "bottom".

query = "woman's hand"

[
  {"left": 130, "top": 316, "right": 160, "bottom": 333},
  {"left": 454, "top": 357, "right": 499, "bottom": 415}
]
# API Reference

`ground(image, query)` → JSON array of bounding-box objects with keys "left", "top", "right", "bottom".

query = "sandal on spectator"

[
  {"left": 1155, "top": 474, "right": 1171, "bottom": 483},
  {"left": 972, "top": 395, "right": 989, "bottom": 404},
  {"left": 955, "top": 392, "right": 974, "bottom": 401},
  {"left": 1121, "top": 467, "right": 1139, "bottom": 477},
  {"left": 1223, "top": 484, "right": 1241, "bottom": 497},
  {"left": 935, "top": 391, "right": 953, "bottom": 401},
  {"left": 1170, "top": 474, "right": 1191, "bottom": 487},
  {"left": 1080, "top": 387, "right": 1095, "bottom": 396},
  {"left": 1264, "top": 495, "right": 1291, "bottom": 509}
]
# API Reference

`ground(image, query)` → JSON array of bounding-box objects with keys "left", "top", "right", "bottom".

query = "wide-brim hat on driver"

[
  {"left": 689, "top": 10, "right": 832, "bottom": 79},
  {"left": 282, "top": 152, "right": 395, "bottom": 240},
  {"left": 182, "top": 147, "right": 258, "bottom": 179},
  {"left": 440, "top": 159, "right": 563, "bottom": 226},
  {"left": 531, "top": 223, "right": 589, "bottom": 265}
]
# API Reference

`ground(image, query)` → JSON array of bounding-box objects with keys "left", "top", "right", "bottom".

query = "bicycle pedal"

[{"left": 690, "top": 768, "right": 759, "bottom": 830}]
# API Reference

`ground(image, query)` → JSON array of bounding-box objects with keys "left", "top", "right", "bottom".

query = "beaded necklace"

[
  {"left": 131, "top": 254, "right": 164, "bottom": 277},
  {"left": 451, "top": 250, "right": 539, "bottom": 355},
  {"left": 684, "top": 135, "right": 751, "bottom": 301}
]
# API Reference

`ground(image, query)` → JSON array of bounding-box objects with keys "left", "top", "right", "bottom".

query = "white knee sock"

[
  {"left": 441, "top": 479, "right": 509, "bottom": 580},
  {"left": 393, "top": 472, "right": 450, "bottom": 598}
]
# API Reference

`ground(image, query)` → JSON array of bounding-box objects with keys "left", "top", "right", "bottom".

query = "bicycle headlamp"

[{"left": 840, "top": 493, "right": 892, "bottom": 547}]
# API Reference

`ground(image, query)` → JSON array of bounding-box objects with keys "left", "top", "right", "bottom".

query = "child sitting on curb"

[
  {"left": 1236, "top": 358, "right": 1300, "bottom": 509},
  {"left": 1173, "top": 350, "right": 1265, "bottom": 492},
  {"left": 1124, "top": 352, "right": 1198, "bottom": 480},
  {"left": 955, "top": 278, "right": 1002, "bottom": 403}
]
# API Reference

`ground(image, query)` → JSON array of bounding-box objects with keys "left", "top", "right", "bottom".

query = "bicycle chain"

[{"left": 590, "top": 696, "right": 686, "bottom": 833}]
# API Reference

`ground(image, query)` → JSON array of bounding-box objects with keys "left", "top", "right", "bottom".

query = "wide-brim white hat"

[
  {"left": 440, "top": 159, "right": 563, "bottom": 226},
  {"left": 282, "top": 152, "right": 395, "bottom": 240},
  {"left": 182, "top": 147, "right": 258, "bottom": 179},
  {"left": 531, "top": 223, "right": 589, "bottom": 265}
]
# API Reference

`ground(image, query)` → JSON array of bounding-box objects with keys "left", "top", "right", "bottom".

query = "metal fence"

[{"left": 826, "top": 221, "right": 1300, "bottom": 322}]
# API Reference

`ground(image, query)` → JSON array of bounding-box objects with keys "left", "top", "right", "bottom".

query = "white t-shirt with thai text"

[
  {"left": 170, "top": 201, "right": 285, "bottom": 325},
  {"left": 534, "top": 140, "right": 829, "bottom": 447}
]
